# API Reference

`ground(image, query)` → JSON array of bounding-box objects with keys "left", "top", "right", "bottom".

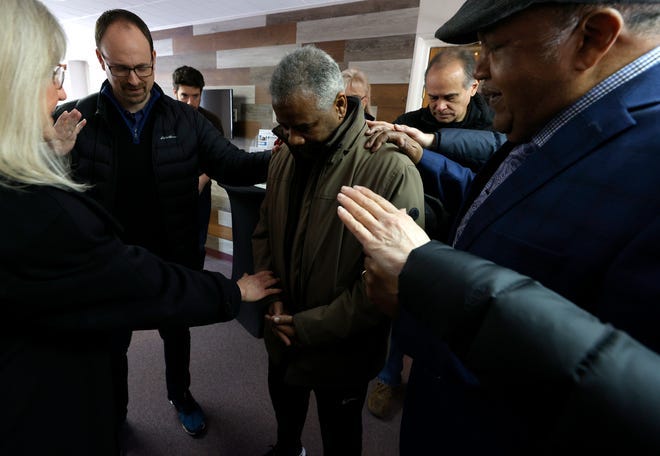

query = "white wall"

[
  {"left": 406, "top": 0, "right": 465, "bottom": 112},
  {"left": 63, "top": 23, "right": 105, "bottom": 98},
  {"left": 64, "top": 60, "right": 90, "bottom": 100}
]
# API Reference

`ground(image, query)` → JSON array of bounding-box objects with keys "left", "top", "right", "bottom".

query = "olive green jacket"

[{"left": 253, "top": 100, "right": 424, "bottom": 386}]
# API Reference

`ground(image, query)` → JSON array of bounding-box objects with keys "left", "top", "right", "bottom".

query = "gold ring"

[{"left": 273, "top": 316, "right": 281, "bottom": 324}]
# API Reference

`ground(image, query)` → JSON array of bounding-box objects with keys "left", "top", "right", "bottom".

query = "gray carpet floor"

[{"left": 121, "top": 253, "right": 404, "bottom": 455}]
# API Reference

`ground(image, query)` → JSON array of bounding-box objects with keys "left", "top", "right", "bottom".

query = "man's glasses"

[
  {"left": 52, "top": 63, "right": 66, "bottom": 89},
  {"left": 103, "top": 58, "right": 154, "bottom": 78}
]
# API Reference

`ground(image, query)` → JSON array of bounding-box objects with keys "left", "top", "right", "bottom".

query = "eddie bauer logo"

[{"left": 160, "top": 135, "right": 177, "bottom": 140}]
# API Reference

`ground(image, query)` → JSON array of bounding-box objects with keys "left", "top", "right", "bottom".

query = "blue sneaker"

[{"left": 169, "top": 391, "right": 206, "bottom": 437}]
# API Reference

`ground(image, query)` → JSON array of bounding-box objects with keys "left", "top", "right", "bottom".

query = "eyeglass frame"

[
  {"left": 52, "top": 63, "right": 67, "bottom": 89},
  {"left": 101, "top": 56, "right": 154, "bottom": 78}
]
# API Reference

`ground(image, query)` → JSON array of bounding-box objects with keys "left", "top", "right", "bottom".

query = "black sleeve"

[
  {"left": 194, "top": 109, "right": 271, "bottom": 186},
  {"left": 398, "top": 242, "right": 660, "bottom": 451},
  {"left": 4, "top": 189, "right": 241, "bottom": 332}
]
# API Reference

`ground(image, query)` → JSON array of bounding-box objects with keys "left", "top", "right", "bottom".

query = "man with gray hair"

[{"left": 252, "top": 46, "right": 424, "bottom": 456}]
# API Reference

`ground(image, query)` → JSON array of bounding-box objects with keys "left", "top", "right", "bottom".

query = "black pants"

[
  {"left": 112, "top": 326, "right": 191, "bottom": 422},
  {"left": 268, "top": 359, "right": 368, "bottom": 456}
]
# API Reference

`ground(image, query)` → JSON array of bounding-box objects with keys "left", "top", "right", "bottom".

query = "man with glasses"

[{"left": 54, "top": 9, "right": 270, "bottom": 439}]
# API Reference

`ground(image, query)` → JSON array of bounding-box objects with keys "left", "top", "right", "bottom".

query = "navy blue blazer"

[
  {"left": 403, "top": 60, "right": 660, "bottom": 455},
  {"left": 419, "top": 63, "right": 660, "bottom": 351},
  {"left": 454, "top": 63, "right": 660, "bottom": 351}
]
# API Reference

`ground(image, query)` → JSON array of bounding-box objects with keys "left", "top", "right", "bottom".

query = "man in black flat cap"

[{"left": 337, "top": 0, "right": 660, "bottom": 454}]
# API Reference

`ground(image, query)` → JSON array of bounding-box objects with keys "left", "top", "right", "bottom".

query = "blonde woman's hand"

[
  {"left": 50, "top": 109, "right": 86, "bottom": 155},
  {"left": 237, "top": 270, "right": 281, "bottom": 302}
]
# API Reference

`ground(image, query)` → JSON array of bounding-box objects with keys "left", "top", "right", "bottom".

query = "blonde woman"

[{"left": 0, "top": 1, "right": 279, "bottom": 454}]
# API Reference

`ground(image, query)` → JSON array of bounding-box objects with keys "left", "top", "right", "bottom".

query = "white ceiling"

[{"left": 43, "top": 0, "right": 360, "bottom": 32}]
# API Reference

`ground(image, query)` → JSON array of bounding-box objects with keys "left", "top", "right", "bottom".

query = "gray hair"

[
  {"left": 617, "top": 4, "right": 660, "bottom": 35},
  {"left": 342, "top": 68, "right": 370, "bottom": 92},
  {"left": 0, "top": 0, "right": 84, "bottom": 190},
  {"left": 270, "top": 46, "right": 344, "bottom": 110},
  {"left": 538, "top": 3, "right": 660, "bottom": 60},
  {"left": 342, "top": 67, "right": 372, "bottom": 114}
]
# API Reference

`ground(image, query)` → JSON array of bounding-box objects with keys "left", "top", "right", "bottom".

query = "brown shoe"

[{"left": 367, "top": 381, "right": 395, "bottom": 419}]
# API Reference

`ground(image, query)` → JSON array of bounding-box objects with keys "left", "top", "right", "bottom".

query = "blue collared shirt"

[
  {"left": 536, "top": 46, "right": 660, "bottom": 147},
  {"left": 101, "top": 81, "right": 161, "bottom": 144}
]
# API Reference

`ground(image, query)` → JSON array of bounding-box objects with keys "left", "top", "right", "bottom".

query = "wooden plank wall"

[
  {"left": 152, "top": 0, "right": 420, "bottom": 140},
  {"left": 151, "top": 0, "right": 421, "bottom": 255}
]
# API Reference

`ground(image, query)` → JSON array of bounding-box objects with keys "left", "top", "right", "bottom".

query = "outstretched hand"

[
  {"left": 50, "top": 109, "right": 86, "bottom": 155},
  {"left": 392, "top": 123, "right": 434, "bottom": 149},
  {"left": 337, "top": 185, "right": 430, "bottom": 277},
  {"left": 366, "top": 120, "right": 432, "bottom": 148},
  {"left": 237, "top": 270, "right": 281, "bottom": 302},
  {"left": 337, "top": 185, "right": 431, "bottom": 316}
]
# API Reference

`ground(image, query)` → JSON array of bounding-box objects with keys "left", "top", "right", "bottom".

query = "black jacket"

[
  {"left": 400, "top": 242, "right": 660, "bottom": 453},
  {"left": 55, "top": 82, "right": 269, "bottom": 268},
  {"left": 394, "top": 92, "right": 494, "bottom": 133},
  {"left": 0, "top": 185, "right": 242, "bottom": 455},
  {"left": 394, "top": 93, "right": 498, "bottom": 172}
]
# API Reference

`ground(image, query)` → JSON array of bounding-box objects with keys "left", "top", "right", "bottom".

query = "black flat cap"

[{"left": 435, "top": 0, "right": 659, "bottom": 44}]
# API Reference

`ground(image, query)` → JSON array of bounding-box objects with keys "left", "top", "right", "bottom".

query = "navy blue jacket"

[{"left": 401, "top": 243, "right": 660, "bottom": 453}]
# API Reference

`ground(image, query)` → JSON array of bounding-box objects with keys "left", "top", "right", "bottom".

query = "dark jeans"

[
  {"left": 268, "top": 359, "right": 368, "bottom": 456},
  {"left": 376, "top": 318, "right": 405, "bottom": 386},
  {"left": 111, "top": 326, "right": 192, "bottom": 422}
]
